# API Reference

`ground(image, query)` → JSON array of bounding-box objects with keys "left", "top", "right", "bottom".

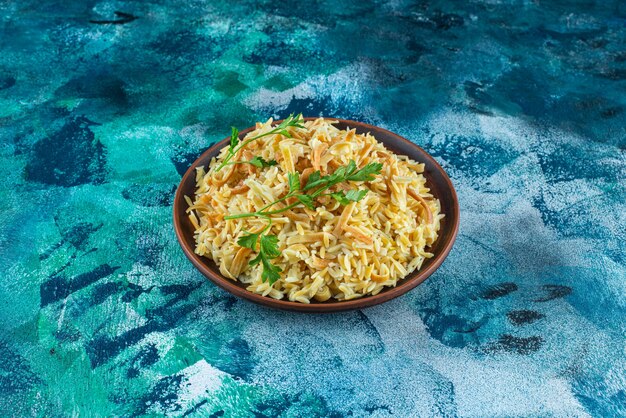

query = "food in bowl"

[{"left": 186, "top": 115, "right": 443, "bottom": 303}]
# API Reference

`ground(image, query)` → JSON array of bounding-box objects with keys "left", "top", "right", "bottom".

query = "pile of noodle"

[{"left": 187, "top": 118, "right": 443, "bottom": 303}]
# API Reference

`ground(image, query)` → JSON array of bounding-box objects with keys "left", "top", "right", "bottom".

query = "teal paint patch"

[{"left": 1, "top": 0, "right": 625, "bottom": 416}]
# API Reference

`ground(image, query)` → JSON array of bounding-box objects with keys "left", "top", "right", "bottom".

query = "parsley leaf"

[
  {"left": 273, "top": 114, "right": 306, "bottom": 139},
  {"left": 331, "top": 189, "right": 369, "bottom": 205},
  {"left": 327, "top": 160, "right": 356, "bottom": 183},
  {"left": 246, "top": 233, "right": 282, "bottom": 284},
  {"left": 230, "top": 127, "right": 239, "bottom": 149},
  {"left": 344, "top": 160, "right": 358, "bottom": 177},
  {"left": 302, "top": 170, "right": 328, "bottom": 191},
  {"left": 237, "top": 232, "right": 259, "bottom": 249},
  {"left": 248, "top": 156, "right": 277, "bottom": 168},
  {"left": 288, "top": 172, "right": 301, "bottom": 193},
  {"left": 345, "top": 189, "right": 369, "bottom": 202},
  {"left": 295, "top": 194, "right": 315, "bottom": 209},
  {"left": 330, "top": 192, "right": 351, "bottom": 205},
  {"left": 278, "top": 113, "right": 305, "bottom": 130},
  {"left": 346, "top": 162, "right": 383, "bottom": 182},
  {"left": 249, "top": 252, "right": 262, "bottom": 266},
  {"left": 303, "top": 160, "right": 378, "bottom": 192},
  {"left": 260, "top": 234, "right": 281, "bottom": 259},
  {"left": 261, "top": 258, "right": 282, "bottom": 284}
]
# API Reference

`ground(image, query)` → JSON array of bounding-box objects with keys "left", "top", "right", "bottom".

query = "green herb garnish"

[
  {"left": 330, "top": 189, "right": 369, "bottom": 206},
  {"left": 225, "top": 161, "right": 381, "bottom": 221},
  {"left": 237, "top": 221, "right": 282, "bottom": 284},
  {"left": 216, "top": 114, "right": 305, "bottom": 172},
  {"left": 224, "top": 156, "right": 278, "bottom": 169},
  {"left": 248, "top": 156, "right": 278, "bottom": 168},
  {"left": 228, "top": 161, "right": 383, "bottom": 284}
]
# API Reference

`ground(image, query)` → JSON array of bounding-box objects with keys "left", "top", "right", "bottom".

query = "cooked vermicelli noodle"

[{"left": 187, "top": 118, "right": 443, "bottom": 303}]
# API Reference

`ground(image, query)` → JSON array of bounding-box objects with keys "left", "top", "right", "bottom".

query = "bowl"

[{"left": 173, "top": 118, "right": 459, "bottom": 312}]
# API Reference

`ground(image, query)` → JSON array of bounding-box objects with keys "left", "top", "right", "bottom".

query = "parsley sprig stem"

[
  {"left": 215, "top": 114, "right": 304, "bottom": 172},
  {"left": 225, "top": 195, "right": 299, "bottom": 221}
]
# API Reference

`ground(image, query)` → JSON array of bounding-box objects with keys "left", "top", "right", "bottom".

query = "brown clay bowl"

[{"left": 173, "top": 118, "right": 459, "bottom": 312}]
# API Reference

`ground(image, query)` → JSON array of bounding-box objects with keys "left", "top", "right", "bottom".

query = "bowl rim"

[{"left": 173, "top": 117, "right": 459, "bottom": 312}]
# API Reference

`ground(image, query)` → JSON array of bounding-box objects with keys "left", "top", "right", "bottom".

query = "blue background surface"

[{"left": 1, "top": 1, "right": 625, "bottom": 416}]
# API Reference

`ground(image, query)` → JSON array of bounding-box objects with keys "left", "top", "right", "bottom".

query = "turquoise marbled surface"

[{"left": 1, "top": 0, "right": 625, "bottom": 416}]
